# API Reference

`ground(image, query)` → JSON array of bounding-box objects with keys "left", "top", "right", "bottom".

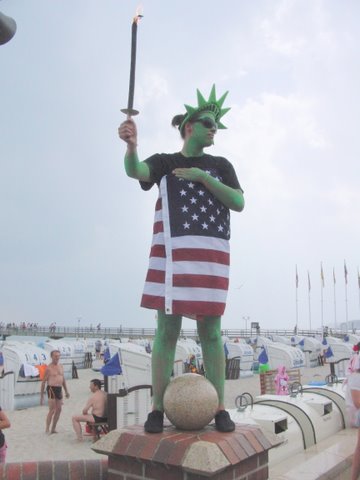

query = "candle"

[
  {"left": 121, "top": 13, "right": 143, "bottom": 117},
  {"left": 128, "top": 18, "right": 138, "bottom": 110}
]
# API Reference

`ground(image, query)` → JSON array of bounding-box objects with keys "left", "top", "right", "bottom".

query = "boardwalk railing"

[{"left": 0, "top": 325, "right": 341, "bottom": 340}]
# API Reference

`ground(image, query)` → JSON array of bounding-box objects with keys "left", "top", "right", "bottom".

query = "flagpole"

[
  {"left": 345, "top": 285, "right": 349, "bottom": 331},
  {"left": 320, "top": 262, "right": 324, "bottom": 331},
  {"left": 333, "top": 267, "right": 337, "bottom": 331},
  {"left": 357, "top": 267, "right": 360, "bottom": 317},
  {"left": 307, "top": 270, "right": 312, "bottom": 332},
  {"left": 295, "top": 265, "right": 299, "bottom": 331},
  {"left": 321, "top": 286, "right": 324, "bottom": 330},
  {"left": 344, "top": 260, "right": 349, "bottom": 332}
]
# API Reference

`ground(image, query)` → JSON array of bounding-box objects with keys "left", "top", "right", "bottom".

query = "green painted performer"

[{"left": 118, "top": 85, "right": 244, "bottom": 433}]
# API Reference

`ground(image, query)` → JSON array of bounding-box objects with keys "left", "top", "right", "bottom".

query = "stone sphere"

[{"left": 163, "top": 373, "right": 219, "bottom": 430}]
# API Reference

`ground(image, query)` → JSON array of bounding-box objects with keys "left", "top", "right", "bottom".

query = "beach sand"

[{"left": 4, "top": 363, "right": 333, "bottom": 463}]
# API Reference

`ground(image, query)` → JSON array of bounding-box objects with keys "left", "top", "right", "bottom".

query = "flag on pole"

[
  {"left": 333, "top": 267, "right": 336, "bottom": 285},
  {"left": 344, "top": 260, "right": 348, "bottom": 285},
  {"left": 320, "top": 262, "right": 325, "bottom": 288},
  {"left": 295, "top": 265, "right": 299, "bottom": 288},
  {"left": 307, "top": 270, "right": 311, "bottom": 292}
]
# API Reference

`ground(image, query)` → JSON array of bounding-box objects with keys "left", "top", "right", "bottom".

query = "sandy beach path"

[{"left": 4, "top": 364, "right": 332, "bottom": 463}]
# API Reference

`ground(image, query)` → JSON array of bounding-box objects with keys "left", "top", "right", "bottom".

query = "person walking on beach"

[
  {"left": 118, "top": 85, "right": 244, "bottom": 433},
  {"left": 95, "top": 339, "right": 102, "bottom": 359},
  {"left": 40, "top": 350, "right": 70, "bottom": 434},
  {"left": 72, "top": 379, "right": 107, "bottom": 441},
  {"left": 0, "top": 407, "right": 10, "bottom": 463}
]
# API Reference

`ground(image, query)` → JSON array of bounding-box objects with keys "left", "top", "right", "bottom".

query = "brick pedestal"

[{"left": 92, "top": 424, "right": 272, "bottom": 480}]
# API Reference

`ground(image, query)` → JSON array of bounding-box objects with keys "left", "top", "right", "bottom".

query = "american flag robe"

[{"left": 141, "top": 171, "right": 231, "bottom": 320}]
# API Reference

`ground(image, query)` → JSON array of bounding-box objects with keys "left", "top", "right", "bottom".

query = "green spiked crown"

[{"left": 179, "top": 84, "right": 231, "bottom": 133}]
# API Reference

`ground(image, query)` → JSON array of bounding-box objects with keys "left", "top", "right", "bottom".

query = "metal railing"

[{"left": 0, "top": 325, "right": 331, "bottom": 340}]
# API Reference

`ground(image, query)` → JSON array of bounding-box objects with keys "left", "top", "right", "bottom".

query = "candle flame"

[{"left": 133, "top": 5, "right": 143, "bottom": 24}]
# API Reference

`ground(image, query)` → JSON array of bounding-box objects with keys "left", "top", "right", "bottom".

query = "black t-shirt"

[{"left": 139, "top": 152, "right": 242, "bottom": 192}]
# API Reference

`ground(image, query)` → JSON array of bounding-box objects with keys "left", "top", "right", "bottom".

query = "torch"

[{"left": 121, "top": 9, "right": 143, "bottom": 117}]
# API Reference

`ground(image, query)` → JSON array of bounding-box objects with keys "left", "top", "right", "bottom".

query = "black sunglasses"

[{"left": 193, "top": 117, "right": 217, "bottom": 130}]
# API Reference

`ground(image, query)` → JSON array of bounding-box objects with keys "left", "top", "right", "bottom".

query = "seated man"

[{"left": 72, "top": 378, "right": 107, "bottom": 441}]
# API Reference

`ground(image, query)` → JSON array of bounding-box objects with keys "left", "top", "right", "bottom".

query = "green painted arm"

[
  {"left": 172, "top": 167, "right": 244, "bottom": 212},
  {"left": 118, "top": 119, "right": 150, "bottom": 181},
  {"left": 201, "top": 172, "right": 244, "bottom": 212},
  {"left": 124, "top": 147, "right": 150, "bottom": 181}
]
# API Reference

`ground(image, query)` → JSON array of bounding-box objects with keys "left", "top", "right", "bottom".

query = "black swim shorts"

[
  {"left": 46, "top": 385, "right": 63, "bottom": 400},
  {"left": 92, "top": 414, "right": 108, "bottom": 423}
]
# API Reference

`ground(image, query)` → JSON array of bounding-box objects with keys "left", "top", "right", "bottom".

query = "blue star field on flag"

[{"left": 166, "top": 171, "right": 231, "bottom": 240}]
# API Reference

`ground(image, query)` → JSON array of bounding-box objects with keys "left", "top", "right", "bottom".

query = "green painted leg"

[
  {"left": 151, "top": 311, "right": 182, "bottom": 411},
  {"left": 197, "top": 316, "right": 225, "bottom": 408}
]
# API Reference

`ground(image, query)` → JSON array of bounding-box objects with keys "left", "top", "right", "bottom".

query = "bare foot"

[
  {"left": 76, "top": 437, "right": 83, "bottom": 442},
  {"left": 50, "top": 430, "right": 58, "bottom": 434}
]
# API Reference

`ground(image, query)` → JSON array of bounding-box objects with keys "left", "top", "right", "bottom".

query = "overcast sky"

[{"left": 1, "top": 0, "right": 359, "bottom": 332}]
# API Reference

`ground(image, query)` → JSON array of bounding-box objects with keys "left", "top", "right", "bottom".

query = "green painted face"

[{"left": 190, "top": 111, "right": 217, "bottom": 147}]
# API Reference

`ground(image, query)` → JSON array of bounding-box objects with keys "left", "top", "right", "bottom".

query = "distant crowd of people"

[
  {"left": 0, "top": 322, "right": 107, "bottom": 334},
  {"left": 0, "top": 322, "right": 39, "bottom": 331}
]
